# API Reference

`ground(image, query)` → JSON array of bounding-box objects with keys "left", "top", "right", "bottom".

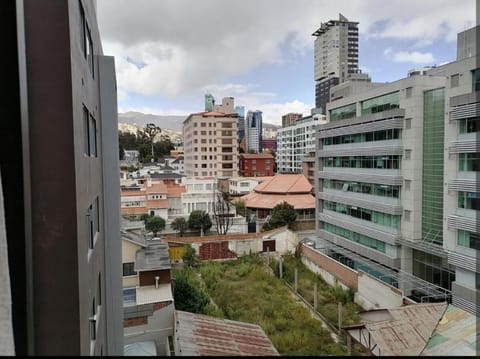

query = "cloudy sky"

[{"left": 96, "top": 0, "right": 476, "bottom": 125}]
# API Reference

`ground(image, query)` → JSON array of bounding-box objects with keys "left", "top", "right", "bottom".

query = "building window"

[
  {"left": 122, "top": 262, "right": 136, "bottom": 276},
  {"left": 79, "top": 1, "right": 86, "bottom": 56},
  {"left": 458, "top": 153, "right": 480, "bottom": 171},
  {"left": 361, "top": 92, "right": 400, "bottom": 115},
  {"left": 80, "top": 2, "right": 94, "bottom": 78},
  {"left": 405, "top": 118, "right": 412, "bottom": 129},
  {"left": 323, "top": 222, "right": 386, "bottom": 253},
  {"left": 404, "top": 179, "right": 411, "bottom": 190},
  {"left": 89, "top": 298, "right": 96, "bottom": 341},
  {"left": 87, "top": 204, "right": 95, "bottom": 250},
  {"left": 404, "top": 149, "right": 411, "bottom": 160},
  {"left": 458, "top": 117, "right": 480, "bottom": 134},
  {"left": 450, "top": 74, "right": 460, "bottom": 88},
  {"left": 86, "top": 25, "right": 94, "bottom": 77},
  {"left": 97, "top": 273, "right": 102, "bottom": 306},
  {"left": 405, "top": 87, "right": 413, "bottom": 98},
  {"left": 458, "top": 191, "right": 480, "bottom": 210},
  {"left": 457, "top": 230, "right": 480, "bottom": 249},
  {"left": 84, "top": 106, "right": 97, "bottom": 157},
  {"left": 472, "top": 68, "right": 480, "bottom": 92}
]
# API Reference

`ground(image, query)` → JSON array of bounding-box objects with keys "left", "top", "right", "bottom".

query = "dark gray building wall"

[
  {"left": 2, "top": 0, "right": 122, "bottom": 355},
  {"left": 2, "top": 0, "right": 29, "bottom": 354},
  {"left": 98, "top": 55, "right": 124, "bottom": 355}
]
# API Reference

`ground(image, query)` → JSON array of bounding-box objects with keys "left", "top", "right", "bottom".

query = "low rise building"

[{"left": 239, "top": 153, "right": 275, "bottom": 177}]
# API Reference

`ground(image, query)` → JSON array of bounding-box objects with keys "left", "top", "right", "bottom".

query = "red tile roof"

[
  {"left": 240, "top": 192, "right": 315, "bottom": 209},
  {"left": 254, "top": 174, "right": 312, "bottom": 194}
]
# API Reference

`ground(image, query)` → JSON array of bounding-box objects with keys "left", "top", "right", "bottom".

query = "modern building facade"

[
  {"left": 235, "top": 105, "right": 246, "bottom": 145},
  {"left": 315, "top": 25, "right": 479, "bottom": 315},
  {"left": 245, "top": 110, "right": 263, "bottom": 153},
  {"left": 183, "top": 98, "right": 239, "bottom": 179},
  {"left": 2, "top": 0, "right": 123, "bottom": 355},
  {"left": 277, "top": 114, "right": 325, "bottom": 174},
  {"left": 312, "top": 14, "right": 369, "bottom": 114}
]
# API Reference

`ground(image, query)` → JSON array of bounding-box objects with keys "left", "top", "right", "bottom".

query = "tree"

[
  {"left": 262, "top": 201, "right": 297, "bottom": 231},
  {"left": 212, "top": 191, "right": 233, "bottom": 235},
  {"left": 234, "top": 199, "right": 248, "bottom": 217},
  {"left": 138, "top": 123, "right": 162, "bottom": 161},
  {"left": 171, "top": 217, "right": 188, "bottom": 237},
  {"left": 173, "top": 270, "right": 209, "bottom": 314},
  {"left": 140, "top": 213, "right": 151, "bottom": 223},
  {"left": 145, "top": 216, "right": 166, "bottom": 237},
  {"left": 188, "top": 210, "right": 212, "bottom": 236},
  {"left": 182, "top": 243, "right": 200, "bottom": 267}
]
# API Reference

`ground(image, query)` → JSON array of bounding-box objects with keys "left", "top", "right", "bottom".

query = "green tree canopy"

[
  {"left": 188, "top": 210, "right": 212, "bottom": 236},
  {"left": 171, "top": 217, "right": 188, "bottom": 237},
  {"left": 173, "top": 270, "right": 209, "bottom": 314},
  {"left": 263, "top": 201, "right": 297, "bottom": 231},
  {"left": 145, "top": 216, "right": 166, "bottom": 237},
  {"left": 182, "top": 243, "right": 200, "bottom": 268}
]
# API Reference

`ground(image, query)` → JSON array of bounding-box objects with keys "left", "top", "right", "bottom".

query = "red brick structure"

[
  {"left": 239, "top": 153, "right": 274, "bottom": 177},
  {"left": 199, "top": 242, "right": 237, "bottom": 260}
]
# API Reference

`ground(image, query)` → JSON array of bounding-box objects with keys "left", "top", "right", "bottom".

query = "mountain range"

[
  {"left": 118, "top": 112, "right": 281, "bottom": 146},
  {"left": 118, "top": 111, "right": 281, "bottom": 132},
  {"left": 118, "top": 111, "right": 187, "bottom": 132}
]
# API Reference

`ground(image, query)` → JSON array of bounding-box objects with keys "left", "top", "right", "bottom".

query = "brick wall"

[
  {"left": 199, "top": 242, "right": 237, "bottom": 260},
  {"left": 123, "top": 316, "right": 147, "bottom": 328},
  {"left": 153, "top": 301, "right": 173, "bottom": 312}
]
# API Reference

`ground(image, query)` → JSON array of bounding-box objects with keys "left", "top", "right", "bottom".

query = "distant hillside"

[
  {"left": 118, "top": 122, "right": 182, "bottom": 145},
  {"left": 118, "top": 111, "right": 280, "bottom": 142},
  {"left": 118, "top": 111, "right": 187, "bottom": 132}
]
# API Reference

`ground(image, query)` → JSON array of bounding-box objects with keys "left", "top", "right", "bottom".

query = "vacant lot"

[{"left": 194, "top": 255, "right": 352, "bottom": 355}]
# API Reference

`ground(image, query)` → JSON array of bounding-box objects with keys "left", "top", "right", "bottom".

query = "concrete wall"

[
  {"left": 301, "top": 246, "right": 358, "bottom": 290},
  {"left": 164, "top": 226, "right": 298, "bottom": 260},
  {"left": 356, "top": 272, "right": 404, "bottom": 310},
  {"left": 124, "top": 301, "right": 174, "bottom": 355},
  {"left": 300, "top": 246, "right": 407, "bottom": 310}
]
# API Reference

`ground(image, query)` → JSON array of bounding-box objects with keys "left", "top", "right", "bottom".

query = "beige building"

[{"left": 183, "top": 97, "right": 239, "bottom": 178}]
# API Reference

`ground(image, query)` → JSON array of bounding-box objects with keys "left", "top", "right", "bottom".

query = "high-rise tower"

[
  {"left": 245, "top": 110, "right": 263, "bottom": 153},
  {"left": 312, "top": 14, "right": 368, "bottom": 114}
]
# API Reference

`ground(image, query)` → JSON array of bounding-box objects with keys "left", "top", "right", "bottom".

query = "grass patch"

[{"left": 197, "top": 255, "right": 347, "bottom": 355}]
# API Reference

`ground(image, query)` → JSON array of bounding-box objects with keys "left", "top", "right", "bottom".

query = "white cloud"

[
  {"left": 392, "top": 51, "right": 435, "bottom": 64},
  {"left": 256, "top": 100, "right": 314, "bottom": 126},
  {"left": 97, "top": 0, "right": 475, "bottom": 114}
]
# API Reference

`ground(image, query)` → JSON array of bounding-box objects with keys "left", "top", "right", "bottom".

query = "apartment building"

[
  {"left": 315, "top": 25, "right": 479, "bottom": 315},
  {"left": 239, "top": 153, "right": 275, "bottom": 177},
  {"left": 277, "top": 114, "right": 325, "bottom": 173},
  {"left": 282, "top": 112, "right": 303, "bottom": 127},
  {"left": 312, "top": 14, "right": 370, "bottom": 113},
  {"left": 183, "top": 98, "right": 238, "bottom": 179},
  {"left": 2, "top": 0, "right": 122, "bottom": 355}
]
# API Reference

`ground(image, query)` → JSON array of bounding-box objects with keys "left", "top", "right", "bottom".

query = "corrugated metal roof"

[
  {"left": 174, "top": 310, "right": 279, "bottom": 356},
  {"left": 135, "top": 242, "right": 171, "bottom": 271},
  {"left": 420, "top": 304, "right": 478, "bottom": 356},
  {"left": 359, "top": 303, "right": 448, "bottom": 356},
  {"left": 124, "top": 341, "right": 157, "bottom": 356}
]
